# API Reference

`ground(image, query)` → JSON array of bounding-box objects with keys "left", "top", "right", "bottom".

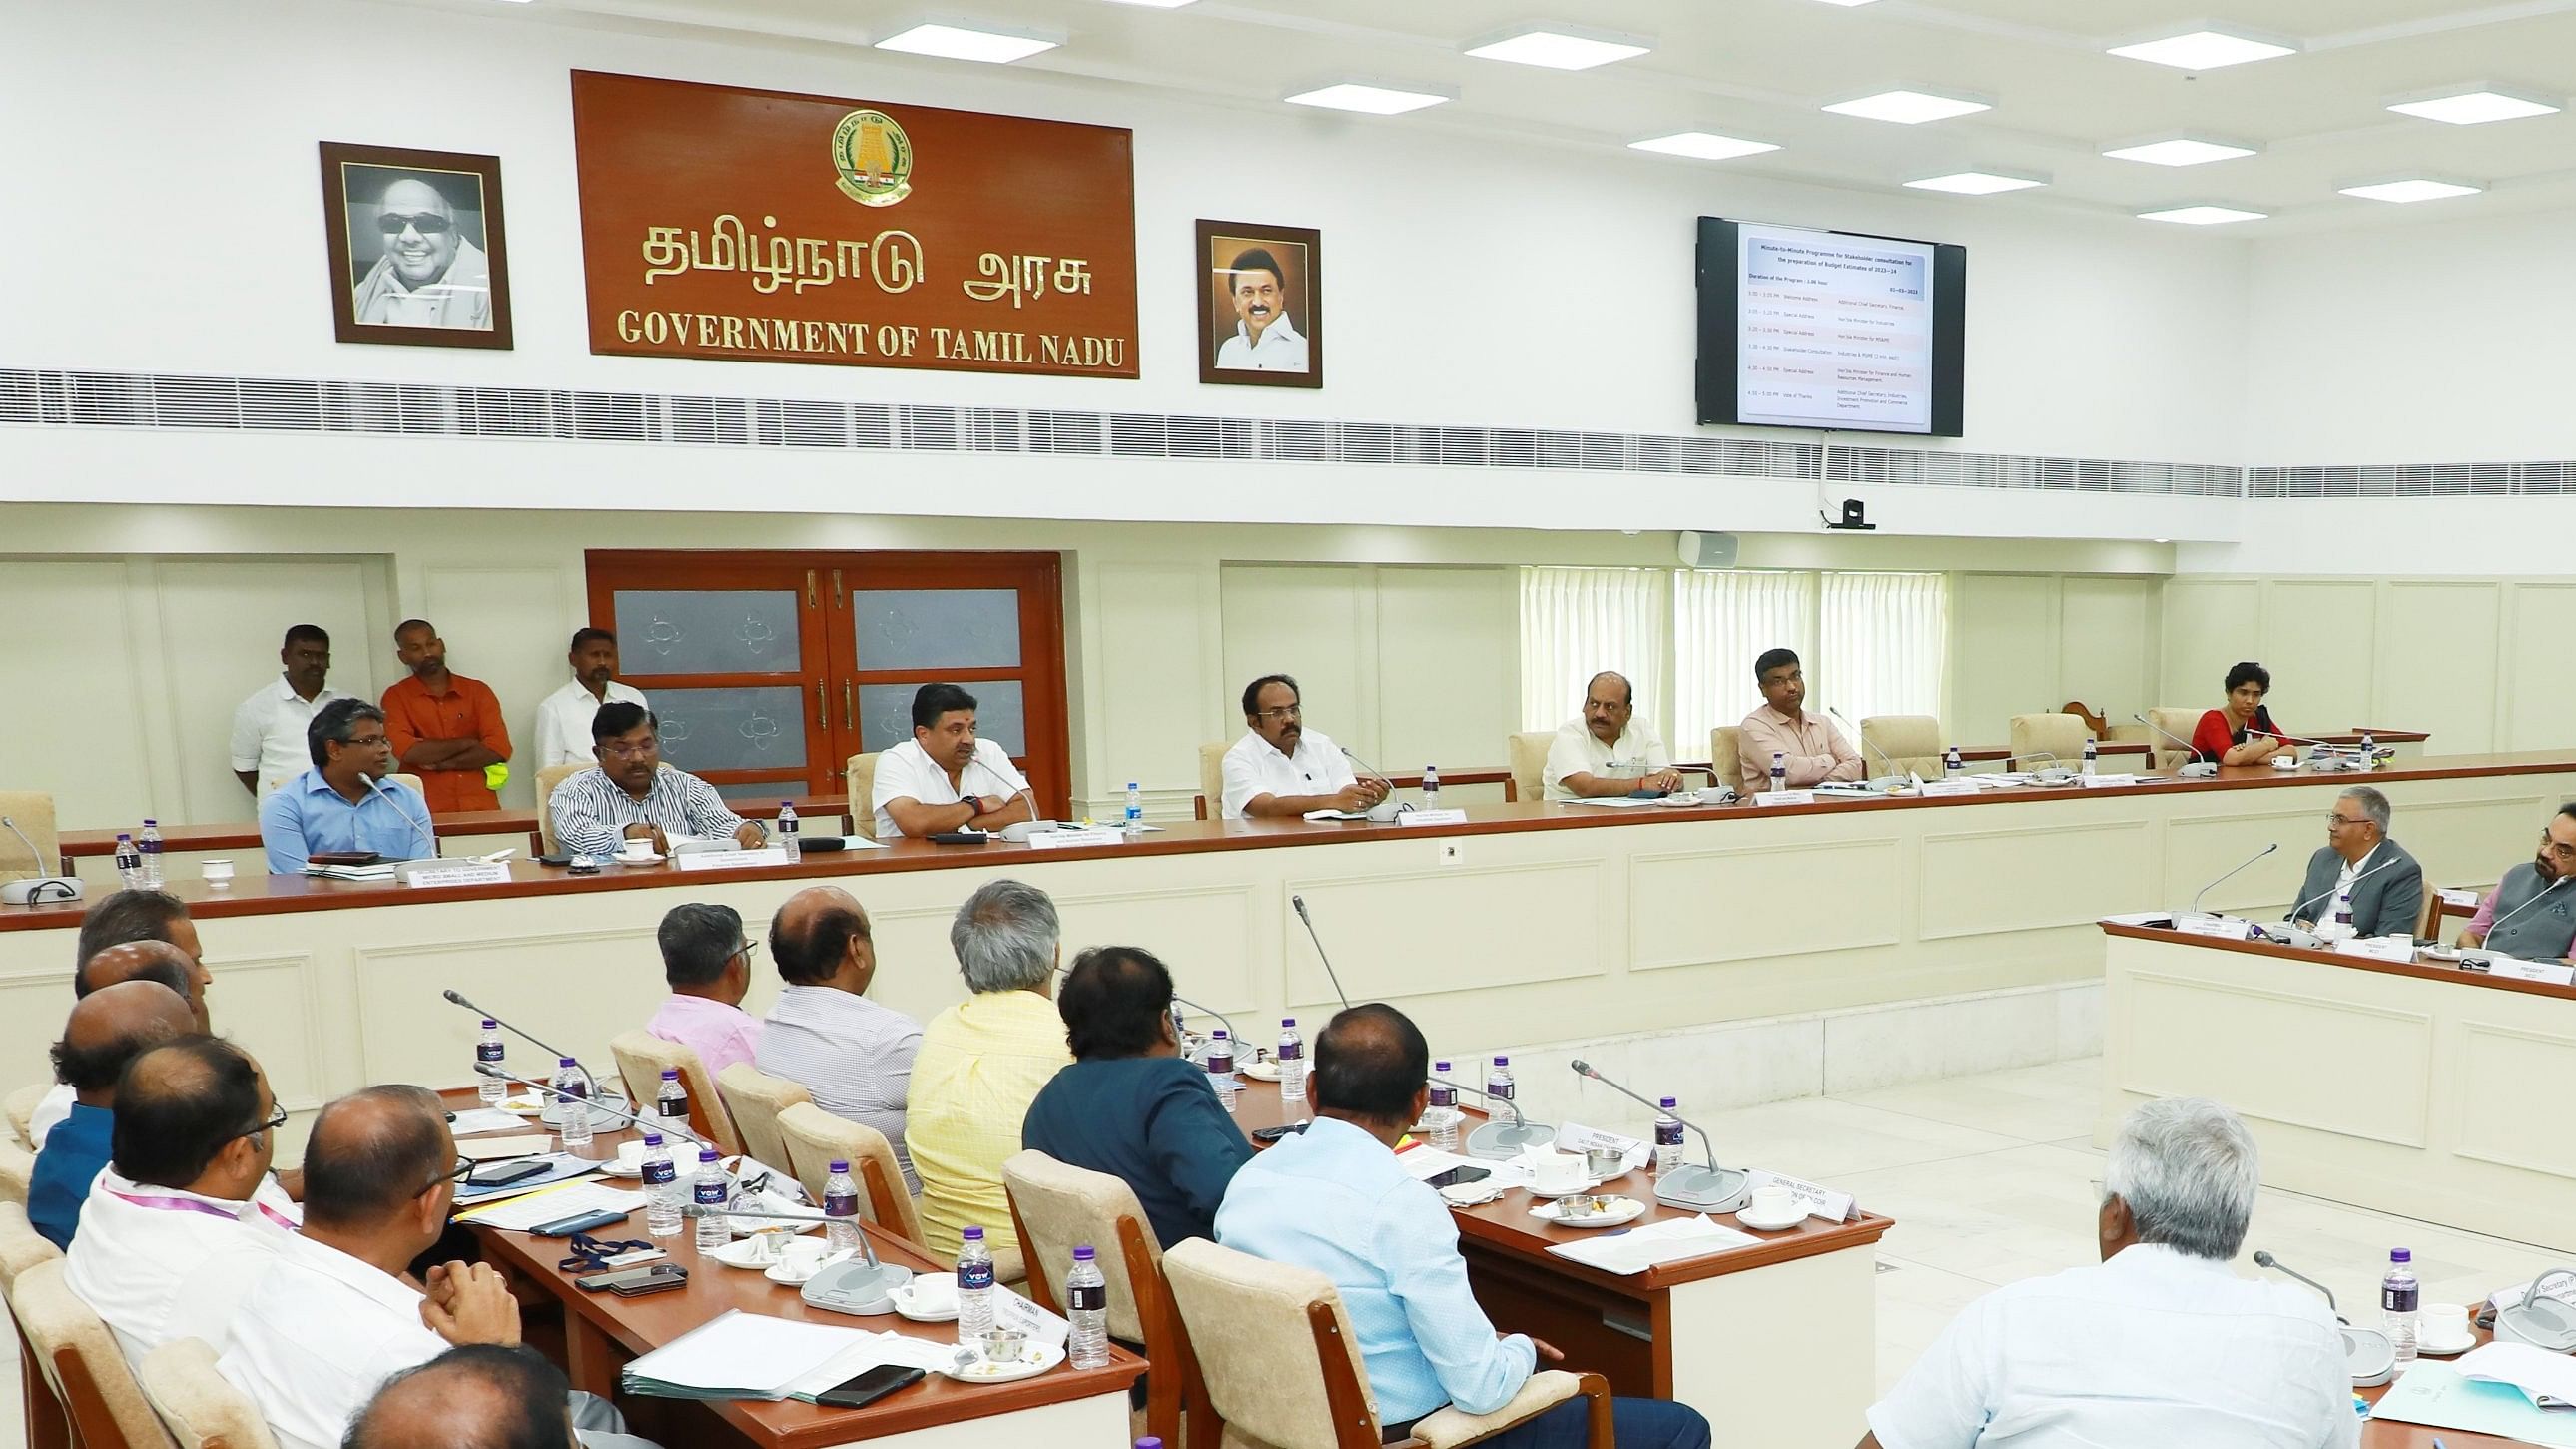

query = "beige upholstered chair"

[
  {"left": 776, "top": 1102, "right": 923, "bottom": 1250},
  {"left": 534, "top": 762, "right": 590, "bottom": 855},
  {"left": 1, "top": 1202, "right": 58, "bottom": 1284},
  {"left": 1504, "top": 732, "right": 1552, "bottom": 805},
  {"left": 1860, "top": 715, "right": 1944, "bottom": 779},
  {"left": 609, "top": 1032, "right": 744, "bottom": 1157},
  {"left": 1005, "top": 1150, "right": 1198, "bottom": 1449},
  {"left": 138, "top": 1339, "right": 278, "bottom": 1449},
  {"left": 6, "top": 1082, "right": 47, "bottom": 1150},
  {"left": 12, "top": 1258, "right": 178, "bottom": 1449},
  {"left": 2146, "top": 706, "right": 2205, "bottom": 771},
  {"left": 0, "top": 1138, "right": 32, "bottom": 1207},
  {"left": 845, "top": 753, "right": 882, "bottom": 840},
  {"left": 2007, "top": 712, "right": 2092, "bottom": 770},
  {"left": 386, "top": 773, "right": 425, "bottom": 797},
  {"left": 0, "top": 792, "right": 60, "bottom": 883},
  {"left": 4, "top": 1203, "right": 70, "bottom": 1449},
  {"left": 1707, "top": 725, "right": 1743, "bottom": 797},
  {"left": 714, "top": 1063, "right": 810, "bottom": 1175},
  {"left": 1162, "top": 1237, "right": 1608, "bottom": 1449},
  {"left": 1196, "top": 743, "right": 1229, "bottom": 821}
]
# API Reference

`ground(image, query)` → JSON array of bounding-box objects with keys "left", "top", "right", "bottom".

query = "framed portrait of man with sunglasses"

[{"left": 318, "top": 141, "right": 514, "bottom": 350}]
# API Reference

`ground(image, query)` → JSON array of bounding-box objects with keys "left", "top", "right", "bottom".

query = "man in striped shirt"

[{"left": 548, "top": 702, "right": 765, "bottom": 858}]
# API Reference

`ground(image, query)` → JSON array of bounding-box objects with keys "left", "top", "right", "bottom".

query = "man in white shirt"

[
  {"left": 1543, "top": 672, "right": 1682, "bottom": 803},
  {"left": 534, "top": 627, "right": 648, "bottom": 770},
  {"left": 63, "top": 1037, "right": 300, "bottom": 1367},
  {"left": 1860, "top": 1096, "right": 2354, "bottom": 1449},
  {"left": 219, "top": 1086, "right": 651, "bottom": 1449},
  {"left": 1213, "top": 247, "right": 1310, "bottom": 372},
  {"left": 755, "top": 887, "right": 925, "bottom": 1189},
  {"left": 871, "top": 683, "right": 1036, "bottom": 839},
  {"left": 231, "top": 624, "right": 347, "bottom": 797},
  {"left": 1221, "top": 674, "right": 1387, "bottom": 820}
]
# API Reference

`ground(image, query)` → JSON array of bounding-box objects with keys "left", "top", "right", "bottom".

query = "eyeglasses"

[
  {"left": 599, "top": 738, "right": 660, "bottom": 760},
  {"left": 236, "top": 1102, "right": 289, "bottom": 1143},
  {"left": 2326, "top": 814, "right": 2368, "bottom": 828},
  {"left": 1252, "top": 705, "right": 1302, "bottom": 722},
  {"left": 436, "top": 1155, "right": 473, "bottom": 1188},
  {"left": 2542, "top": 830, "right": 2576, "bottom": 862},
  {"left": 375, "top": 212, "right": 455, "bottom": 236},
  {"left": 733, "top": 940, "right": 762, "bottom": 969},
  {"left": 344, "top": 734, "right": 390, "bottom": 749}
]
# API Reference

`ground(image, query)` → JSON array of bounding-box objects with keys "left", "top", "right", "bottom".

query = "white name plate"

[
  {"left": 2332, "top": 936, "right": 2417, "bottom": 964},
  {"left": 2175, "top": 914, "right": 2255, "bottom": 941},
  {"left": 2485, "top": 958, "right": 2576, "bottom": 986},
  {"left": 1745, "top": 1167, "right": 1855, "bottom": 1223},
  {"left": 403, "top": 861, "right": 512, "bottom": 889},
  {"left": 2079, "top": 773, "right": 2138, "bottom": 789},
  {"left": 676, "top": 846, "right": 788, "bottom": 872},
  {"left": 1918, "top": 780, "right": 1980, "bottom": 798},
  {"left": 1552, "top": 1121, "right": 1646, "bottom": 1159},
  {"left": 2440, "top": 888, "right": 2483, "bottom": 908},
  {"left": 1397, "top": 809, "right": 1470, "bottom": 828},
  {"left": 994, "top": 1285, "right": 1070, "bottom": 1349},
  {"left": 1753, "top": 790, "right": 1815, "bottom": 807},
  {"left": 1025, "top": 827, "right": 1126, "bottom": 850}
]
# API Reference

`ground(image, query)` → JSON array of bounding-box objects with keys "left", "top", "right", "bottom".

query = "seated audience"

[
  {"left": 910, "top": 879, "right": 1073, "bottom": 1262},
  {"left": 872, "top": 682, "right": 1037, "bottom": 839},
  {"left": 28, "top": 980, "right": 197, "bottom": 1248},
  {"left": 63, "top": 1036, "right": 300, "bottom": 1365},
  {"left": 1217, "top": 1004, "right": 1712, "bottom": 1449},
  {"left": 31, "top": 889, "right": 214, "bottom": 1147},
  {"left": 219, "top": 1086, "right": 653, "bottom": 1449},
  {"left": 755, "top": 886, "right": 923, "bottom": 1189},
  {"left": 1860, "top": 1097, "right": 2353, "bottom": 1449},
  {"left": 2460, "top": 802, "right": 2576, "bottom": 960},
  {"left": 1022, "top": 945, "right": 1252, "bottom": 1249},
  {"left": 260, "top": 698, "right": 437, "bottom": 872},
  {"left": 548, "top": 702, "right": 765, "bottom": 857},
  {"left": 344, "top": 1345, "right": 579, "bottom": 1449},
  {"left": 645, "top": 902, "right": 764, "bottom": 1079},
  {"left": 2287, "top": 786, "right": 2422, "bottom": 937},
  {"left": 1737, "top": 647, "right": 1863, "bottom": 795},
  {"left": 2191, "top": 660, "right": 2297, "bottom": 767}
]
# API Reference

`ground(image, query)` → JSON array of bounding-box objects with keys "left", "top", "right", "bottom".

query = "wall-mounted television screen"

[{"left": 1695, "top": 217, "right": 1966, "bottom": 437}]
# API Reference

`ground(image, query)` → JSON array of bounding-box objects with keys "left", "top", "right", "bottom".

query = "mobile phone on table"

[
  {"left": 607, "top": 1264, "right": 689, "bottom": 1297},
  {"left": 467, "top": 1159, "right": 548, "bottom": 1188},
  {"left": 577, "top": 1263, "right": 686, "bottom": 1293},
  {"left": 1425, "top": 1164, "right": 1492, "bottom": 1191},
  {"left": 816, "top": 1365, "right": 926, "bottom": 1409},
  {"left": 1251, "top": 1123, "right": 1306, "bottom": 1144}
]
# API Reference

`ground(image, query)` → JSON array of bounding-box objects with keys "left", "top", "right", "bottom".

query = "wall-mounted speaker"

[{"left": 1677, "top": 530, "right": 1739, "bottom": 569}]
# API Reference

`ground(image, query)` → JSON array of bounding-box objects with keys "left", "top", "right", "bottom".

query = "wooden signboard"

[{"left": 569, "top": 70, "right": 1138, "bottom": 378}]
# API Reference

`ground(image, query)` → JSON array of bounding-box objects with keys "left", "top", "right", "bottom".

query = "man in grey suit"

[{"left": 2288, "top": 786, "right": 2422, "bottom": 938}]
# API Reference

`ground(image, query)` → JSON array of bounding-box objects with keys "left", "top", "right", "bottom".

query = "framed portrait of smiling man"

[
  {"left": 319, "top": 142, "right": 514, "bottom": 349},
  {"left": 1196, "top": 219, "right": 1320, "bottom": 388}
]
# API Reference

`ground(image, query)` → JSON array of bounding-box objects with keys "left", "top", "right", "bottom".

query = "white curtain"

[
  {"left": 1518, "top": 568, "right": 1671, "bottom": 740},
  {"left": 1672, "top": 571, "right": 1817, "bottom": 753},
  {"left": 1816, "top": 572, "right": 1949, "bottom": 726}
]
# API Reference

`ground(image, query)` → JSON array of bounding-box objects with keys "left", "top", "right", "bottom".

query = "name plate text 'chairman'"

[{"left": 571, "top": 70, "right": 1138, "bottom": 378}]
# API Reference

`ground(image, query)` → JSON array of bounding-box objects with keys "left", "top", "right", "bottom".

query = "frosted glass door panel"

[
  {"left": 860, "top": 681, "right": 1025, "bottom": 756},
  {"left": 614, "top": 590, "right": 801, "bottom": 675},
  {"left": 649, "top": 687, "right": 809, "bottom": 773},
  {"left": 851, "top": 589, "right": 1021, "bottom": 671}
]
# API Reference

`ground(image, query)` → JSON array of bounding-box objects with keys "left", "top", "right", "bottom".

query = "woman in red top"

[{"left": 2189, "top": 661, "right": 2295, "bottom": 767}]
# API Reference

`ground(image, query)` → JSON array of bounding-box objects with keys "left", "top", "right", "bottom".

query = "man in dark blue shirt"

[
  {"left": 1021, "top": 946, "right": 1251, "bottom": 1249},
  {"left": 28, "top": 980, "right": 197, "bottom": 1249}
]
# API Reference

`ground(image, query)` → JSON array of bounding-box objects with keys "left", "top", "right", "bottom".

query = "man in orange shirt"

[{"left": 379, "top": 620, "right": 511, "bottom": 815}]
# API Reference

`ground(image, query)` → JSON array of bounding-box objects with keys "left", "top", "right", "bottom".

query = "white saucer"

[
  {"left": 598, "top": 1159, "right": 644, "bottom": 1179},
  {"left": 889, "top": 1278, "right": 961, "bottom": 1323},
  {"left": 2421, "top": 946, "right": 2462, "bottom": 962},
  {"left": 1735, "top": 1205, "right": 1807, "bottom": 1231},
  {"left": 2416, "top": 1332, "right": 2476, "bottom": 1357},
  {"left": 763, "top": 1250, "right": 847, "bottom": 1286},
  {"left": 1239, "top": 1060, "right": 1283, "bottom": 1083},
  {"left": 1526, "top": 1177, "right": 1616, "bottom": 1199},
  {"left": 1529, "top": 1196, "right": 1646, "bottom": 1228},
  {"left": 939, "top": 1339, "right": 1064, "bottom": 1384}
]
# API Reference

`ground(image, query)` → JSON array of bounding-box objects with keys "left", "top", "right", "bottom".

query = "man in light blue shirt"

[
  {"left": 1217, "top": 1005, "right": 1710, "bottom": 1449},
  {"left": 258, "top": 699, "right": 435, "bottom": 874}
]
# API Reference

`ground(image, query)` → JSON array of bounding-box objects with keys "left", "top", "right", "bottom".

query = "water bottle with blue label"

[
  {"left": 1277, "top": 1019, "right": 1306, "bottom": 1104},
  {"left": 1126, "top": 782, "right": 1143, "bottom": 832},
  {"left": 1422, "top": 766, "right": 1441, "bottom": 810},
  {"left": 1769, "top": 753, "right": 1786, "bottom": 794},
  {"left": 957, "top": 1226, "right": 996, "bottom": 1342},
  {"left": 1205, "top": 1030, "right": 1236, "bottom": 1113},
  {"left": 1654, "top": 1096, "right": 1684, "bottom": 1174},
  {"left": 657, "top": 1068, "right": 688, "bottom": 1126},
  {"left": 554, "top": 1058, "right": 592, "bottom": 1150},
  {"left": 1066, "top": 1245, "right": 1110, "bottom": 1369},
  {"left": 777, "top": 801, "right": 800, "bottom": 862},
  {"left": 1427, "top": 1065, "right": 1460, "bottom": 1151},
  {"left": 476, "top": 1020, "right": 505, "bottom": 1105},
  {"left": 642, "top": 1133, "right": 682, "bottom": 1238},
  {"left": 138, "top": 820, "right": 165, "bottom": 889},
  {"left": 692, "top": 1148, "right": 731, "bottom": 1250},
  {"left": 823, "top": 1160, "right": 862, "bottom": 1253}
]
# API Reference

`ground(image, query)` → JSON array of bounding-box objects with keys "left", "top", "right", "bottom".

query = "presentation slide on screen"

[{"left": 1734, "top": 223, "right": 1936, "bottom": 432}]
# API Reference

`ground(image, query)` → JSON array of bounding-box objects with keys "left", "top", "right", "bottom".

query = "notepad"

[
  {"left": 623, "top": 1310, "right": 887, "bottom": 1401},
  {"left": 1544, "top": 1214, "right": 1758, "bottom": 1275},
  {"left": 455, "top": 1179, "right": 642, "bottom": 1229}
]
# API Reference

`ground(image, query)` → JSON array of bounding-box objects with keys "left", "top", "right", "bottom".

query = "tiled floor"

[{"left": 7, "top": 1055, "right": 2568, "bottom": 1443}]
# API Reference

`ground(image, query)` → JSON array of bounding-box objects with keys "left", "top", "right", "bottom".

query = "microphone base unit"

[
  {"left": 2178, "top": 763, "right": 2218, "bottom": 779},
  {"left": 802, "top": 1259, "right": 917, "bottom": 1317},
  {"left": 996, "top": 819, "right": 1059, "bottom": 842},
  {"left": 1, "top": 876, "right": 85, "bottom": 906},
  {"left": 1652, "top": 1164, "right": 1752, "bottom": 1214},
  {"left": 1464, "top": 1118, "right": 1557, "bottom": 1160}
]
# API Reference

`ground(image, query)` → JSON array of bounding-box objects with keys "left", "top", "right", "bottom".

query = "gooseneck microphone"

[
  {"left": 475, "top": 1063, "right": 710, "bottom": 1154},
  {"left": 2287, "top": 851, "right": 2409, "bottom": 928},
  {"left": 444, "top": 990, "right": 600, "bottom": 1105},
  {"left": 1571, "top": 1060, "right": 1750, "bottom": 1213},
  {"left": 0, "top": 815, "right": 83, "bottom": 906},
  {"left": 1291, "top": 894, "right": 1358, "bottom": 1015},
  {"left": 2189, "top": 843, "right": 2279, "bottom": 917},
  {"left": 2133, "top": 713, "right": 2219, "bottom": 779},
  {"left": 2253, "top": 1250, "right": 2340, "bottom": 1316},
  {"left": 2470, "top": 875, "right": 2569, "bottom": 955}
]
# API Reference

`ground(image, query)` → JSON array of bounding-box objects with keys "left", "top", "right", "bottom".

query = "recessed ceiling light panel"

[
  {"left": 2138, "top": 204, "right": 2266, "bottom": 225},
  {"left": 875, "top": 21, "right": 1059, "bottom": 63},
  {"left": 1822, "top": 88, "right": 1992, "bottom": 125},
  {"left": 1905, "top": 170, "right": 2048, "bottom": 195},
  {"left": 1464, "top": 25, "right": 1651, "bottom": 70},
  {"left": 2339, "top": 177, "right": 2483, "bottom": 204},
  {"left": 2107, "top": 28, "right": 2297, "bottom": 71},
  {"left": 1628, "top": 131, "right": 1780, "bottom": 161},
  {"left": 1284, "top": 82, "right": 1453, "bottom": 115},
  {"left": 2102, "top": 137, "right": 2258, "bottom": 167},
  {"left": 2386, "top": 87, "right": 2561, "bottom": 125}
]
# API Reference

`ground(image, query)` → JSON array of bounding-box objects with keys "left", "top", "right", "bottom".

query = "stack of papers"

[
  {"left": 448, "top": 1107, "right": 528, "bottom": 1136},
  {"left": 450, "top": 1154, "right": 604, "bottom": 1206},
  {"left": 306, "top": 861, "right": 398, "bottom": 882},
  {"left": 455, "top": 1180, "right": 643, "bottom": 1228},
  {"left": 622, "top": 1311, "right": 953, "bottom": 1402},
  {"left": 2371, "top": 1354, "right": 2576, "bottom": 1448},
  {"left": 1544, "top": 1214, "right": 1757, "bottom": 1275}
]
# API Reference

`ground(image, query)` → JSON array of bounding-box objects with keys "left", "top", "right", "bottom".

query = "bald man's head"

[
  {"left": 76, "top": 940, "right": 208, "bottom": 1030},
  {"left": 345, "top": 1345, "right": 572, "bottom": 1449},
  {"left": 302, "top": 1085, "right": 452, "bottom": 1235},
  {"left": 51, "top": 980, "right": 195, "bottom": 1105},
  {"left": 770, "top": 886, "right": 872, "bottom": 987},
  {"left": 1312, "top": 1004, "right": 1431, "bottom": 1131}
]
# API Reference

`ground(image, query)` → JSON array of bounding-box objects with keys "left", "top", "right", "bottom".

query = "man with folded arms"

[
  {"left": 548, "top": 701, "right": 764, "bottom": 857},
  {"left": 1544, "top": 671, "right": 1681, "bottom": 802},
  {"left": 1736, "top": 648, "right": 1862, "bottom": 796},
  {"left": 757, "top": 886, "right": 923, "bottom": 1190},
  {"left": 2286, "top": 785, "right": 2423, "bottom": 938},
  {"left": 218, "top": 1086, "right": 653, "bottom": 1449},
  {"left": 27, "top": 980, "right": 197, "bottom": 1249},
  {"left": 2460, "top": 803, "right": 2576, "bottom": 961},
  {"left": 380, "top": 619, "right": 511, "bottom": 817},
  {"left": 872, "top": 682, "right": 1036, "bottom": 839},
  {"left": 63, "top": 1036, "right": 302, "bottom": 1365},
  {"left": 1859, "top": 1097, "right": 2352, "bottom": 1449},
  {"left": 1221, "top": 674, "right": 1386, "bottom": 820},
  {"left": 1217, "top": 1004, "right": 1712, "bottom": 1449}
]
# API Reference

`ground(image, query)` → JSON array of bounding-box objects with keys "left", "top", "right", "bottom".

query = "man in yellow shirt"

[{"left": 907, "top": 879, "right": 1072, "bottom": 1268}]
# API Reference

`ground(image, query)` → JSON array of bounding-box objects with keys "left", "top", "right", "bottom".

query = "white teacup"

[
  {"left": 1746, "top": 1183, "right": 1797, "bottom": 1221},
  {"left": 615, "top": 1140, "right": 648, "bottom": 1168},
  {"left": 2421, "top": 1302, "right": 2471, "bottom": 1346},
  {"left": 202, "top": 860, "right": 236, "bottom": 890},
  {"left": 1529, "top": 1151, "right": 1587, "bottom": 1194},
  {"left": 907, "top": 1271, "right": 959, "bottom": 1313},
  {"left": 617, "top": 838, "right": 656, "bottom": 861}
]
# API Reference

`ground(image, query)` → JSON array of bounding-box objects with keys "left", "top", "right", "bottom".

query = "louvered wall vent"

[
  {"left": 0, "top": 364, "right": 2250, "bottom": 499},
  {"left": 2247, "top": 462, "right": 2576, "bottom": 498}
]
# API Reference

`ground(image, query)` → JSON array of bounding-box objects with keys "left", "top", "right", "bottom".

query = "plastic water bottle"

[
  {"left": 554, "top": 1059, "right": 592, "bottom": 1150},
  {"left": 1654, "top": 1096, "right": 1684, "bottom": 1175},
  {"left": 113, "top": 834, "right": 142, "bottom": 890},
  {"left": 823, "top": 1160, "right": 863, "bottom": 1254},
  {"left": 641, "top": 1132, "right": 683, "bottom": 1238},
  {"left": 656, "top": 1068, "right": 688, "bottom": 1126},
  {"left": 1944, "top": 745, "right": 1964, "bottom": 780},
  {"left": 137, "top": 820, "right": 165, "bottom": 888},
  {"left": 1422, "top": 766, "right": 1441, "bottom": 810},
  {"left": 1487, "top": 1056, "right": 1516, "bottom": 1105},
  {"left": 1125, "top": 782, "right": 1143, "bottom": 832},
  {"left": 2332, "top": 891, "right": 2356, "bottom": 939},
  {"left": 475, "top": 1021, "right": 505, "bottom": 1105},
  {"left": 2360, "top": 731, "right": 2377, "bottom": 767},
  {"left": 1277, "top": 1019, "right": 1306, "bottom": 1104},
  {"left": 2082, "top": 738, "right": 2100, "bottom": 776},
  {"left": 777, "top": 801, "right": 800, "bottom": 862},
  {"left": 1205, "top": 1031, "right": 1236, "bottom": 1113},
  {"left": 1769, "top": 753, "right": 1786, "bottom": 794},
  {"left": 2383, "top": 1248, "right": 2419, "bottom": 1364},
  {"left": 692, "top": 1148, "right": 731, "bottom": 1250},
  {"left": 1427, "top": 1065, "right": 1460, "bottom": 1151},
  {"left": 956, "top": 1226, "right": 996, "bottom": 1343},
  {"left": 1065, "top": 1244, "right": 1110, "bottom": 1369}
]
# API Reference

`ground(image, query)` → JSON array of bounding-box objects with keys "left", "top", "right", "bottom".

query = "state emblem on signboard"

[{"left": 831, "top": 109, "right": 915, "bottom": 207}]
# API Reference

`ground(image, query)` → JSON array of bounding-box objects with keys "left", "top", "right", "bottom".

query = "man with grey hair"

[
  {"left": 906, "top": 879, "right": 1072, "bottom": 1267},
  {"left": 2287, "top": 784, "right": 2422, "bottom": 939},
  {"left": 1858, "top": 1097, "right": 2352, "bottom": 1449}
]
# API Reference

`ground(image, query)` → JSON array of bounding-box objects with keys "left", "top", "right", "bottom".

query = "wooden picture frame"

[
  {"left": 1196, "top": 219, "right": 1321, "bottom": 388},
  {"left": 320, "top": 141, "right": 514, "bottom": 350}
]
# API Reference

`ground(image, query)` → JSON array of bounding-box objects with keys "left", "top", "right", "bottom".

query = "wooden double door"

[{"left": 583, "top": 550, "right": 1069, "bottom": 815}]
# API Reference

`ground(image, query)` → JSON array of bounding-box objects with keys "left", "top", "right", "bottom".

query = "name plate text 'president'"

[{"left": 570, "top": 70, "right": 1138, "bottom": 378}]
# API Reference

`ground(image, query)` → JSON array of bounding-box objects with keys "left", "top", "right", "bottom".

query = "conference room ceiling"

[{"left": 515, "top": 0, "right": 2576, "bottom": 231}]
